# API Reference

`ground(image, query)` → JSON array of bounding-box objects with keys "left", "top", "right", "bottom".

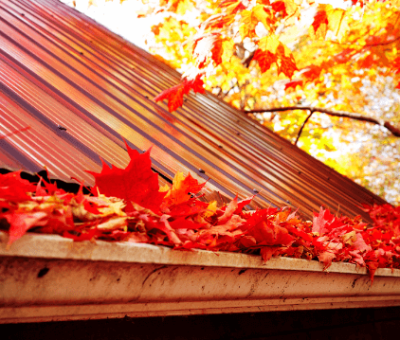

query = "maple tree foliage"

[
  {"left": 74, "top": 0, "right": 400, "bottom": 205},
  {"left": 1, "top": 147, "right": 400, "bottom": 282}
]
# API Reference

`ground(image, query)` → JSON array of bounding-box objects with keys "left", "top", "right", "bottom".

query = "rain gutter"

[{"left": 1, "top": 231, "right": 400, "bottom": 323}]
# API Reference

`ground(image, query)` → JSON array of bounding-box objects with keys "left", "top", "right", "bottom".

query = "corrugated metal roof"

[{"left": 0, "top": 0, "right": 386, "bottom": 221}]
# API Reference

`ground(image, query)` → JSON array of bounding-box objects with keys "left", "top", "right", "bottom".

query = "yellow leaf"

[
  {"left": 204, "top": 201, "right": 218, "bottom": 218},
  {"left": 327, "top": 8, "right": 346, "bottom": 38},
  {"left": 239, "top": 6, "right": 271, "bottom": 39},
  {"left": 159, "top": 184, "right": 170, "bottom": 192},
  {"left": 252, "top": 5, "right": 271, "bottom": 30},
  {"left": 258, "top": 35, "right": 280, "bottom": 54},
  {"left": 221, "top": 39, "right": 235, "bottom": 63},
  {"left": 163, "top": 171, "right": 205, "bottom": 206},
  {"left": 176, "top": 0, "right": 195, "bottom": 15},
  {"left": 97, "top": 217, "right": 128, "bottom": 231},
  {"left": 239, "top": 10, "right": 257, "bottom": 39}
]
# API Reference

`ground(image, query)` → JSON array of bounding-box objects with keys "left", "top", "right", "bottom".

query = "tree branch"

[
  {"left": 244, "top": 106, "right": 400, "bottom": 138},
  {"left": 365, "top": 35, "right": 400, "bottom": 47},
  {"left": 294, "top": 109, "right": 314, "bottom": 145}
]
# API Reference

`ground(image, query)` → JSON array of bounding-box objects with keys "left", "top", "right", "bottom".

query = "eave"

[{"left": 1, "top": 232, "right": 400, "bottom": 323}]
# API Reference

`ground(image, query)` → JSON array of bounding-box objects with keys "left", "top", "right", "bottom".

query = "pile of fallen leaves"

[{"left": 1, "top": 144, "right": 400, "bottom": 281}]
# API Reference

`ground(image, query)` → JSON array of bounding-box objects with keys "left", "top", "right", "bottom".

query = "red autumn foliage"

[
  {"left": 300, "top": 65, "right": 322, "bottom": 81},
  {"left": 1, "top": 148, "right": 400, "bottom": 282},
  {"left": 0, "top": 171, "right": 36, "bottom": 206},
  {"left": 285, "top": 80, "right": 303, "bottom": 91},
  {"left": 254, "top": 45, "right": 297, "bottom": 78},
  {"left": 211, "top": 36, "right": 224, "bottom": 66},
  {"left": 253, "top": 49, "right": 276, "bottom": 73},
  {"left": 312, "top": 10, "right": 328, "bottom": 33},
  {"left": 155, "top": 75, "right": 205, "bottom": 111},
  {"left": 87, "top": 144, "right": 165, "bottom": 214},
  {"left": 271, "top": 1, "right": 288, "bottom": 19},
  {"left": 276, "top": 45, "right": 298, "bottom": 78}
]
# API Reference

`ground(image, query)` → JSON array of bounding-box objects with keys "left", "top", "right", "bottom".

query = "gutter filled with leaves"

[{"left": 1, "top": 143, "right": 399, "bottom": 283}]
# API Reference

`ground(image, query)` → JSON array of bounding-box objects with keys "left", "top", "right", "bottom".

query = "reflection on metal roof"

[{"left": 0, "top": 0, "right": 386, "bottom": 221}]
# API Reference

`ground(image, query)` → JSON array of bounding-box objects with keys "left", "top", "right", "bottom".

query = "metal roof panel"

[{"left": 0, "top": 0, "right": 386, "bottom": 221}]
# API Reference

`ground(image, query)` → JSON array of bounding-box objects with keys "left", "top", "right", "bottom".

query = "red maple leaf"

[
  {"left": 358, "top": 54, "right": 374, "bottom": 69},
  {"left": 170, "top": 216, "right": 204, "bottom": 230},
  {"left": 211, "top": 37, "right": 224, "bottom": 66},
  {"left": 155, "top": 75, "right": 204, "bottom": 112},
  {"left": 393, "top": 57, "right": 400, "bottom": 74},
  {"left": 285, "top": 79, "right": 303, "bottom": 90},
  {"left": 276, "top": 45, "right": 298, "bottom": 79},
  {"left": 246, "top": 209, "right": 294, "bottom": 246},
  {"left": 87, "top": 144, "right": 165, "bottom": 214},
  {"left": 271, "top": 1, "right": 288, "bottom": 18},
  {"left": 301, "top": 65, "right": 322, "bottom": 81},
  {"left": 235, "top": 195, "right": 255, "bottom": 214},
  {"left": 254, "top": 45, "right": 297, "bottom": 78},
  {"left": 4, "top": 212, "right": 48, "bottom": 247},
  {"left": 0, "top": 171, "right": 36, "bottom": 206},
  {"left": 154, "top": 82, "right": 185, "bottom": 112},
  {"left": 317, "top": 250, "right": 337, "bottom": 269},
  {"left": 184, "top": 74, "right": 205, "bottom": 94},
  {"left": 218, "top": 196, "right": 239, "bottom": 225},
  {"left": 285, "top": 224, "right": 313, "bottom": 243},
  {"left": 312, "top": 207, "right": 335, "bottom": 234},
  {"left": 253, "top": 49, "right": 276, "bottom": 73},
  {"left": 167, "top": 198, "right": 208, "bottom": 217},
  {"left": 312, "top": 10, "right": 328, "bottom": 33}
]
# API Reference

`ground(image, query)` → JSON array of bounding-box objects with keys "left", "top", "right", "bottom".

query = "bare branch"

[
  {"left": 383, "top": 122, "right": 400, "bottom": 137},
  {"left": 244, "top": 106, "right": 400, "bottom": 138},
  {"left": 294, "top": 109, "right": 314, "bottom": 145}
]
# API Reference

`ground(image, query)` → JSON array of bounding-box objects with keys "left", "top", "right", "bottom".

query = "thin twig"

[
  {"left": 244, "top": 106, "right": 400, "bottom": 138},
  {"left": 294, "top": 109, "right": 314, "bottom": 145}
]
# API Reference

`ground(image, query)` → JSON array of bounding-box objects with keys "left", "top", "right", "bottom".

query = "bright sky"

[
  {"left": 61, "top": 0, "right": 350, "bottom": 51},
  {"left": 61, "top": 0, "right": 157, "bottom": 50}
]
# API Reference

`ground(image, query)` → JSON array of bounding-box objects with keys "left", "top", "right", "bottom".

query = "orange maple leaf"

[{"left": 155, "top": 75, "right": 204, "bottom": 112}]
